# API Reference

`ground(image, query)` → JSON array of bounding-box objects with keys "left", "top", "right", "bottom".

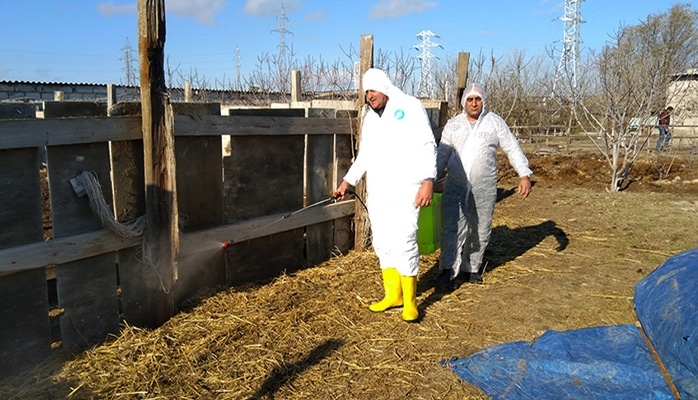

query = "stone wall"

[{"left": 0, "top": 82, "right": 139, "bottom": 103}]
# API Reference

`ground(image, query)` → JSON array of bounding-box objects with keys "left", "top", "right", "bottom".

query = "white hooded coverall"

[
  {"left": 436, "top": 85, "right": 532, "bottom": 278},
  {"left": 343, "top": 69, "right": 437, "bottom": 277}
]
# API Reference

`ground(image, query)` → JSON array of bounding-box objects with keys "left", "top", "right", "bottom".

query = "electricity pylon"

[
  {"left": 554, "top": 0, "right": 584, "bottom": 98},
  {"left": 120, "top": 38, "right": 137, "bottom": 86},
  {"left": 414, "top": 30, "right": 442, "bottom": 99},
  {"left": 272, "top": 1, "right": 293, "bottom": 89}
]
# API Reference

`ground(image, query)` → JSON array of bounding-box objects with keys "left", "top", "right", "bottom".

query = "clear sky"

[{"left": 0, "top": 0, "right": 683, "bottom": 85}]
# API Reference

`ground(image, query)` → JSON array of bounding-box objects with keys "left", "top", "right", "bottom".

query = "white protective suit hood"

[
  {"left": 362, "top": 68, "right": 402, "bottom": 99},
  {"left": 460, "top": 84, "right": 488, "bottom": 113}
]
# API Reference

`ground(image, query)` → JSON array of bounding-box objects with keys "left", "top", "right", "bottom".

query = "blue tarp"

[
  {"left": 444, "top": 248, "right": 698, "bottom": 399},
  {"left": 635, "top": 248, "right": 698, "bottom": 398}
]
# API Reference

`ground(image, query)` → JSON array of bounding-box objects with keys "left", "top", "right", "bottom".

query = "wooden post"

[
  {"left": 455, "top": 52, "right": 470, "bottom": 108},
  {"left": 138, "top": 0, "right": 178, "bottom": 325},
  {"left": 353, "top": 35, "right": 374, "bottom": 251},
  {"left": 107, "top": 84, "right": 117, "bottom": 117},
  {"left": 291, "top": 70, "right": 301, "bottom": 104},
  {"left": 184, "top": 81, "right": 192, "bottom": 102},
  {"left": 358, "top": 35, "right": 374, "bottom": 109}
]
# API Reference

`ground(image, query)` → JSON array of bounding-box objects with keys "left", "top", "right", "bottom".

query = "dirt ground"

[{"left": 3, "top": 151, "right": 698, "bottom": 399}]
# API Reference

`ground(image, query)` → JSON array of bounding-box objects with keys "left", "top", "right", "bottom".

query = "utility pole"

[
  {"left": 234, "top": 45, "right": 241, "bottom": 90},
  {"left": 272, "top": 1, "right": 293, "bottom": 91},
  {"left": 554, "top": 0, "right": 584, "bottom": 98},
  {"left": 414, "top": 30, "right": 442, "bottom": 99}
]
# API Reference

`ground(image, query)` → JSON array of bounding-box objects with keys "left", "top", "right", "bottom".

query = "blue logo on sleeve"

[{"left": 394, "top": 109, "right": 405, "bottom": 120}]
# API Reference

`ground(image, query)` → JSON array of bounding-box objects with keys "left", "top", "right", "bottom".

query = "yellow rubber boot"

[
  {"left": 369, "top": 268, "right": 403, "bottom": 312},
  {"left": 400, "top": 275, "right": 419, "bottom": 322}
]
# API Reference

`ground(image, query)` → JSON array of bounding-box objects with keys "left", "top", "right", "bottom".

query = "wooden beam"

[
  {"left": 139, "top": 0, "right": 177, "bottom": 324},
  {"left": 455, "top": 52, "right": 470, "bottom": 106},
  {"left": 0, "top": 231, "right": 139, "bottom": 275},
  {"left": 358, "top": 35, "right": 374, "bottom": 107},
  {"left": 195, "top": 200, "right": 355, "bottom": 245},
  {"left": 174, "top": 115, "right": 354, "bottom": 136},
  {"left": 0, "top": 201, "right": 355, "bottom": 275},
  {"left": 291, "top": 70, "right": 301, "bottom": 104},
  {"left": 353, "top": 34, "right": 374, "bottom": 251},
  {"left": 0, "top": 117, "right": 142, "bottom": 149},
  {"left": 0, "top": 115, "right": 355, "bottom": 150}
]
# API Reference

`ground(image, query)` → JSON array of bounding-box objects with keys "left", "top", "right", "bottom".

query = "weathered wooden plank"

[
  {"left": 109, "top": 137, "right": 154, "bottom": 327},
  {"left": 456, "top": 52, "right": 470, "bottom": 105},
  {"left": 174, "top": 234, "right": 226, "bottom": 305},
  {"left": 0, "top": 115, "right": 354, "bottom": 150},
  {"left": 0, "top": 117, "right": 142, "bottom": 149},
  {"left": 0, "top": 103, "right": 35, "bottom": 119},
  {"left": 47, "top": 144, "right": 112, "bottom": 236},
  {"left": 111, "top": 101, "right": 222, "bottom": 117},
  {"left": 47, "top": 143, "right": 120, "bottom": 350},
  {"left": 226, "top": 108, "right": 305, "bottom": 117},
  {"left": 305, "top": 134, "right": 335, "bottom": 265},
  {"left": 0, "top": 201, "right": 355, "bottom": 274},
  {"left": 194, "top": 200, "right": 354, "bottom": 245},
  {"left": 224, "top": 132, "right": 305, "bottom": 282},
  {"left": 0, "top": 269, "right": 52, "bottom": 379},
  {"left": 0, "top": 148, "right": 43, "bottom": 247},
  {"left": 335, "top": 128, "right": 354, "bottom": 189},
  {"left": 139, "top": 0, "right": 177, "bottom": 325},
  {"left": 118, "top": 246, "right": 164, "bottom": 329},
  {"left": 42, "top": 101, "right": 107, "bottom": 118},
  {"left": 173, "top": 132, "right": 226, "bottom": 304},
  {"left": 0, "top": 231, "right": 139, "bottom": 274},
  {"left": 173, "top": 102, "right": 220, "bottom": 116},
  {"left": 0, "top": 147, "right": 50, "bottom": 379},
  {"left": 176, "top": 114, "right": 355, "bottom": 137},
  {"left": 334, "top": 132, "right": 356, "bottom": 255},
  {"left": 225, "top": 135, "right": 305, "bottom": 222},
  {"left": 333, "top": 216, "right": 355, "bottom": 256},
  {"left": 56, "top": 257, "right": 120, "bottom": 349},
  {"left": 225, "top": 230, "right": 305, "bottom": 285},
  {"left": 110, "top": 140, "right": 146, "bottom": 223},
  {"left": 176, "top": 136, "right": 224, "bottom": 231}
]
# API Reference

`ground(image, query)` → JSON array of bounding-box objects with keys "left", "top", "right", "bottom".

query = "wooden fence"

[{"left": 0, "top": 102, "right": 359, "bottom": 378}]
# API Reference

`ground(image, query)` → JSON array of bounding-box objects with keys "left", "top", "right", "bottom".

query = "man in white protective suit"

[
  {"left": 431, "top": 84, "right": 532, "bottom": 290},
  {"left": 335, "top": 68, "right": 437, "bottom": 322}
]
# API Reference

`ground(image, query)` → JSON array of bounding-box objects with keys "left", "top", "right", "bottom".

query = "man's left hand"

[
  {"left": 518, "top": 176, "right": 532, "bottom": 199},
  {"left": 415, "top": 180, "right": 434, "bottom": 208}
]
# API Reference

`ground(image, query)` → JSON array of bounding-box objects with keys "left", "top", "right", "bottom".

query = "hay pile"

[
  {"left": 8, "top": 169, "right": 692, "bottom": 399},
  {"left": 4, "top": 250, "right": 488, "bottom": 399}
]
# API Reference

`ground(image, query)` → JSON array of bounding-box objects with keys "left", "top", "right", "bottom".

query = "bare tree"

[
  {"left": 570, "top": 3, "right": 698, "bottom": 191},
  {"left": 430, "top": 54, "right": 457, "bottom": 105},
  {"left": 461, "top": 49, "right": 559, "bottom": 136}
]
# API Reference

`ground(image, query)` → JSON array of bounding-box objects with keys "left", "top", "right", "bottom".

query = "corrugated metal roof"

[{"left": 0, "top": 80, "right": 138, "bottom": 87}]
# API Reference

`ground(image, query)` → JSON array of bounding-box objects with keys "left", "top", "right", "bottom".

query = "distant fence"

[{"left": 512, "top": 124, "right": 698, "bottom": 154}]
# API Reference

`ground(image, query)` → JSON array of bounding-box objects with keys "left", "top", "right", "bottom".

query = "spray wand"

[{"left": 222, "top": 191, "right": 362, "bottom": 248}]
